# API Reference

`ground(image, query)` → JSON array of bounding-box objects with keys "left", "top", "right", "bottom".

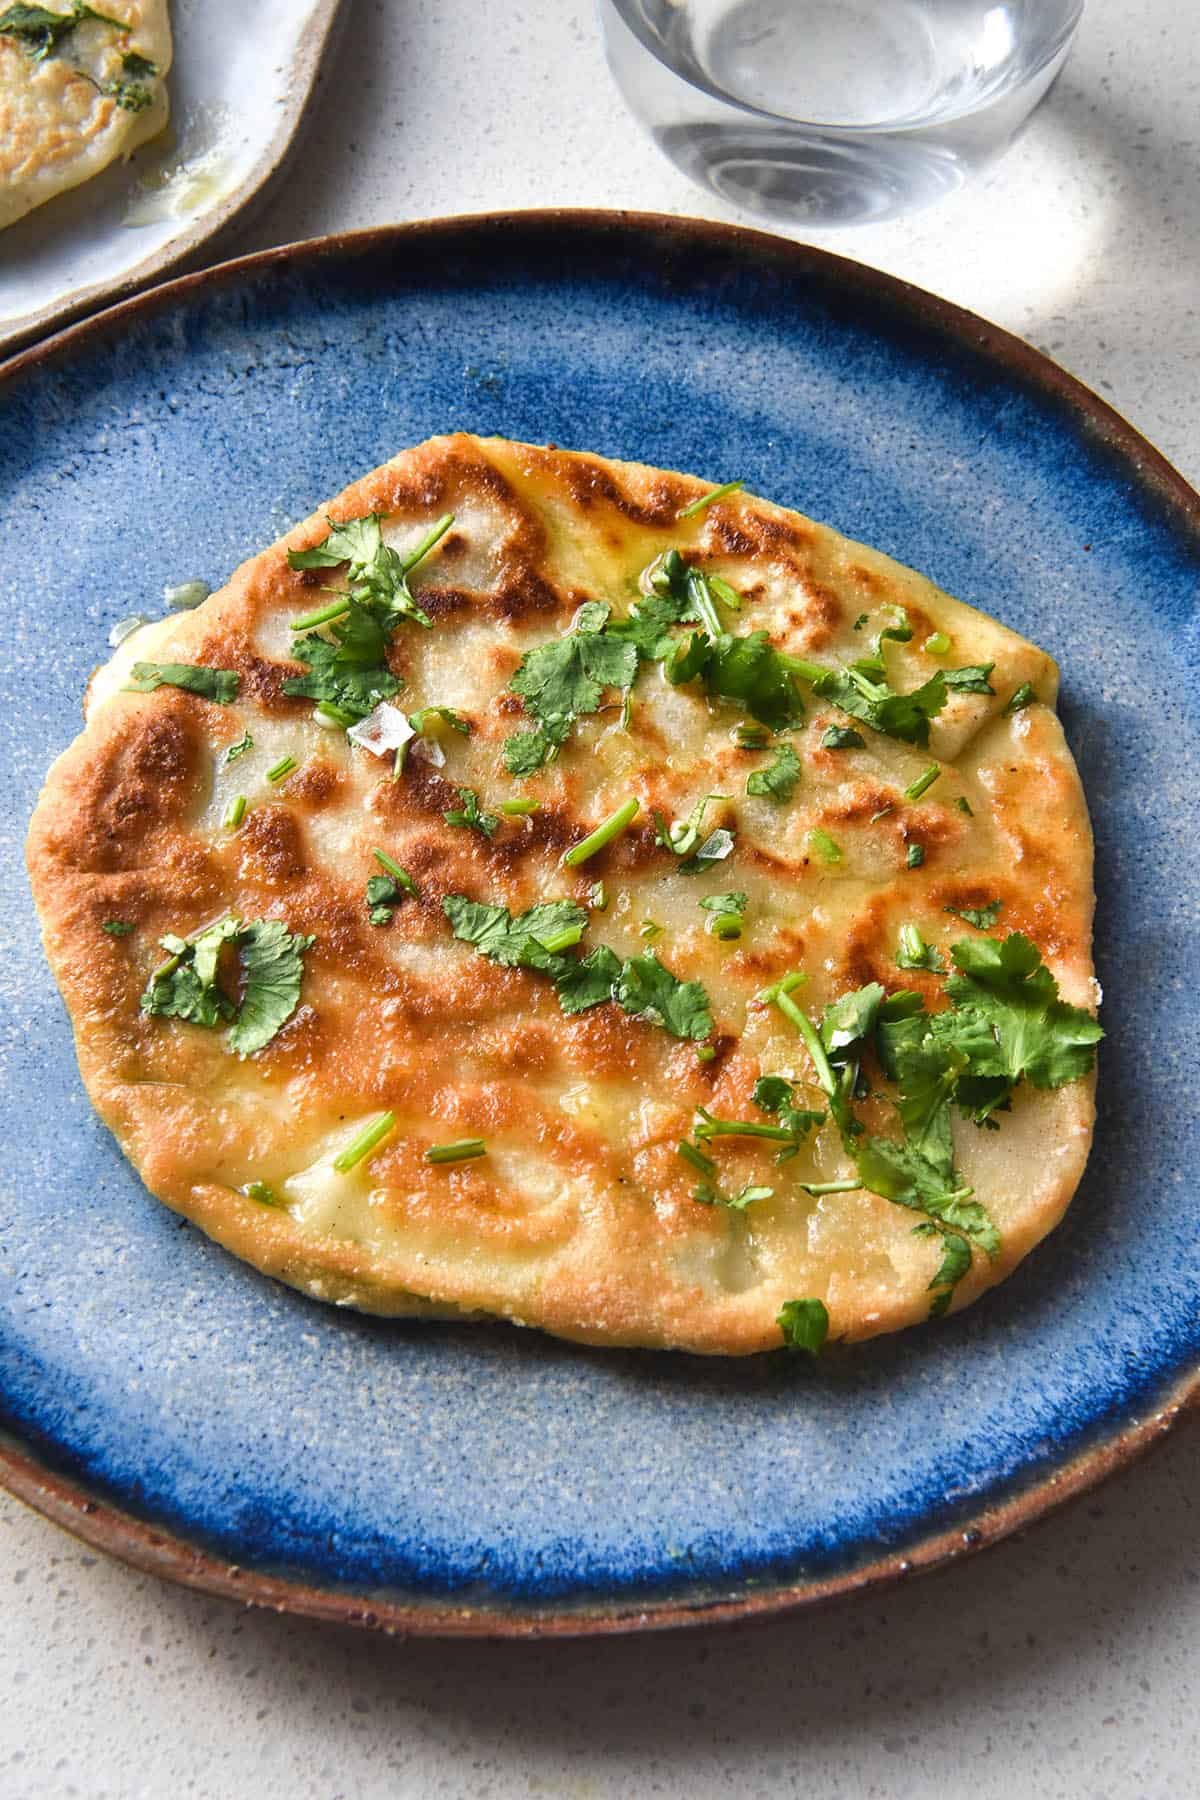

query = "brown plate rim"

[{"left": 3, "top": 207, "right": 1198, "bottom": 1638}]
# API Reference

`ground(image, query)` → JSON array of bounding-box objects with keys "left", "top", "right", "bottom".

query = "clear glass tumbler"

[{"left": 598, "top": 0, "right": 1085, "bottom": 227}]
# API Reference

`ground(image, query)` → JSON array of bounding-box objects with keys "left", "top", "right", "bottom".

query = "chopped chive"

[
  {"left": 696, "top": 1044, "right": 717, "bottom": 1063},
  {"left": 102, "top": 919, "right": 135, "bottom": 937},
  {"left": 224, "top": 794, "right": 247, "bottom": 831},
  {"left": 244, "top": 1180, "right": 283, "bottom": 1207},
  {"left": 956, "top": 796, "right": 974, "bottom": 817},
  {"left": 315, "top": 700, "right": 358, "bottom": 727},
  {"left": 678, "top": 1139, "right": 717, "bottom": 1177},
  {"left": 904, "top": 764, "right": 942, "bottom": 802},
  {"left": 798, "top": 1178, "right": 862, "bottom": 1196},
  {"left": 734, "top": 722, "right": 771, "bottom": 750},
  {"left": 333, "top": 1112, "right": 396, "bottom": 1172},
  {"left": 677, "top": 478, "right": 744, "bottom": 519},
  {"left": 266, "top": 755, "right": 298, "bottom": 784},
  {"left": 869, "top": 804, "right": 894, "bottom": 824},
  {"left": 695, "top": 1112, "right": 796, "bottom": 1145},
  {"left": 770, "top": 989, "right": 838, "bottom": 1100},
  {"left": 785, "top": 657, "right": 827, "bottom": 685},
  {"left": 290, "top": 596, "right": 351, "bottom": 631},
  {"left": 425, "top": 1137, "right": 486, "bottom": 1165},
  {"left": 372, "top": 849, "right": 419, "bottom": 896},
  {"left": 807, "top": 828, "right": 843, "bottom": 865},
  {"left": 686, "top": 571, "right": 724, "bottom": 639},
  {"left": 588, "top": 880, "right": 608, "bottom": 911},
  {"left": 1005, "top": 681, "right": 1036, "bottom": 714},
  {"left": 906, "top": 843, "right": 925, "bottom": 869},
  {"left": 755, "top": 969, "right": 807, "bottom": 1003},
  {"left": 499, "top": 798, "right": 539, "bottom": 816},
  {"left": 898, "top": 923, "right": 924, "bottom": 963},
  {"left": 706, "top": 573, "right": 742, "bottom": 613},
  {"left": 852, "top": 613, "right": 868, "bottom": 631},
  {"left": 708, "top": 912, "right": 743, "bottom": 941},
  {"left": 562, "top": 797, "right": 640, "bottom": 867},
  {"left": 400, "top": 512, "right": 455, "bottom": 574},
  {"left": 924, "top": 631, "right": 951, "bottom": 656}
]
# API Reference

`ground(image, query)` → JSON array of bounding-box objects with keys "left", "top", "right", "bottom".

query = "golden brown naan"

[{"left": 26, "top": 435, "right": 1099, "bottom": 1354}]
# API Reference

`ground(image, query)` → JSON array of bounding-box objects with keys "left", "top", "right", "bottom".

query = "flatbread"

[
  {"left": 1, "top": 2, "right": 171, "bottom": 232},
  {"left": 26, "top": 434, "right": 1099, "bottom": 1354}
]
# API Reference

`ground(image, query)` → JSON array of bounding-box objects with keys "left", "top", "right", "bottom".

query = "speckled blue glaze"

[{"left": 2, "top": 218, "right": 1198, "bottom": 1616}]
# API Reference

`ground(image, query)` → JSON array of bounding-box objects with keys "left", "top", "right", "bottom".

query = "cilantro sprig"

[
  {"left": 141, "top": 917, "right": 314, "bottom": 1056},
  {"left": 503, "top": 603, "right": 637, "bottom": 773},
  {"left": 0, "top": 3, "right": 125, "bottom": 61},
  {"left": 126, "top": 663, "right": 239, "bottom": 704},
  {"left": 443, "top": 894, "right": 713, "bottom": 1043}
]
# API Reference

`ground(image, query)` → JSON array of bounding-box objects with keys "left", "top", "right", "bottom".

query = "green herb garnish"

[
  {"left": 372, "top": 849, "right": 418, "bottom": 896},
  {"left": 288, "top": 510, "right": 452, "bottom": 630},
  {"left": 140, "top": 917, "right": 313, "bottom": 1056},
  {"left": 777, "top": 1298, "right": 829, "bottom": 1355},
  {"left": 426, "top": 1138, "right": 487, "bottom": 1165},
  {"left": 101, "top": 919, "right": 134, "bottom": 937},
  {"left": 366, "top": 874, "right": 399, "bottom": 924},
  {"left": 444, "top": 787, "right": 500, "bottom": 839},
  {"left": 1004, "top": 681, "right": 1036, "bottom": 714},
  {"left": 677, "top": 478, "right": 745, "bottom": 519},
  {"left": 0, "top": 3, "right": 124, "bottom": 60},
  {"left": 504, "top": 604, "right": 637, "bottom": 771},
  {"left": 698, "top": 890, "right": 747, "bottom": 940},
  {"left": 333, "top": 1113, "right": 396, "bottom": 1172},
  {"left": 906, "top": 843, "right": 925, "bottom": 868},
  {"left": 821, "top": 725, "right": 866, "bottom": 750},
  {"left": 896, "top": 923, "right": 945, "bottom": 972},
  {"left": 807, "top": 828, "right": 842, "bottom": 865},
  {"left": 225, "top": 730, "right": 253, "bottom": 763},
  {"left": 746, "top": 743, "right": 801, "bottom": 801},
  {"left": 266, "top": 754, "right": 297, "bottom": 784},
  {"left": 944, "top": 900, "right": 1002, "bottom": 931},
  {"left": 903, "top": 764, "right": 941, "bottom": 802},
  {"left": 126, "top": 663, "right": 239, "bottom": 704},
  {"left": 223, "top": 794, "right": 247, "bottom": 832},
  {"left": 562, "top": 797, "right": 640, "bottom": 866}
]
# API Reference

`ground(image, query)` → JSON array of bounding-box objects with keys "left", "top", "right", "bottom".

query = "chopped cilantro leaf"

[
  {"left": 126, "top": 663, "right": 239, "bottom": 704},
  {"left": 906, "top": 843, "right": 925, "bottom": 868},
  {"left": 694, "top": 1180, "right": 774, "bottom": 1212},
  {"left": 443, "top": 895, "right": 587, "bottom": 972},
  {"left": 1004, "top": 681, "right": 1036, "bottom": 714},
  {"left": 284, "top": 604, "right": 402, "bottom": 722},
  {"left": 956, "top": 796, "right": 974, "bottom": 817},
  {"left": 945, "top": 932, "right": 1104, "bottom": 1097},
  {"left": 746, "top": 743, "right": 801, "bottom": 801},
  {"left": 225, "top": 730, "right": 253, "bottom": 763},
  {"left": 821, "top": 725, "right": 866, "bottom": 750},
  {"left": 614, "top": 952, "right": 713, "bottom": 1041},
  {"left": 945, "top": 899, "right": 1003, "bottom": 931},
  {"left": 502, "top": 728, "right": 558, "bottom": 775},
  {"left": 102, "top": 919, "right": 134, "bottom": 937},
  {"left": 121, "top": 48, "right": 156, "bottom": 76},
  {"left": 444, "top": 787, "right": 500, "bottom": 839},
  {"left": 508, "top": 612, "right": 637, "bottom": 753},
  {"left": 140, "top": 916, "right": 313, "bottom": 1057},
  {"left": 227, "top": 921, "right": 315, "bottom": 1057},
  {"left": 555, "top": 944, "right": 624, "bottom": 1014},
  {"left": 0, "top": 3, "right": 124, "bottom": 60},
  {"left": 942, "top": 665, "right": 996, "bottom": 695},
  {"left": 288, "top": 510, "right": 452, "bottom": 630},
  {"left": 923, "top": 1228, "right": 973, "bottom": 1316},
  {"left": 366, "top": 874, "right": 398, "bottom": 924},
  {"left": 666, "top": 629, "right": 806, "bottom": 731},
  {"left": 777, "top": 1298, "right": 829, "bottom": 1355}
]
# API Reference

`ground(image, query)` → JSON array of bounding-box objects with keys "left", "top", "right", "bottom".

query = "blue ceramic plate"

[{"left": 2, "top": 214, "right": 1198, "bottom": 1637}]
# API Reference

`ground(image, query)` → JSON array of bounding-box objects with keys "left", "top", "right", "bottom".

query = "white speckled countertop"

[{"left": 4, "top": 1, "right": 1198, "bottom": 1793}]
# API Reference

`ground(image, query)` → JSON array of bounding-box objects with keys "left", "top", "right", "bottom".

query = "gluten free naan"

[
  {"left": 0, "top": 1, "right": 171, "bottom": 231},
  {"left": 26, "top": 435, "right": 1101, "bottom": 1355}
]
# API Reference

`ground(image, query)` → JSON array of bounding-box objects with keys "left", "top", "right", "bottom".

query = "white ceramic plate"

[{"left": 0, "top": 0, "right": 344, "bottom": 357}]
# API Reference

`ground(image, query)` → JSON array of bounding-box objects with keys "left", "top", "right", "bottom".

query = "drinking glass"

[{"left": 598, "top": 0, "right": 1085, "bottom": 227}]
